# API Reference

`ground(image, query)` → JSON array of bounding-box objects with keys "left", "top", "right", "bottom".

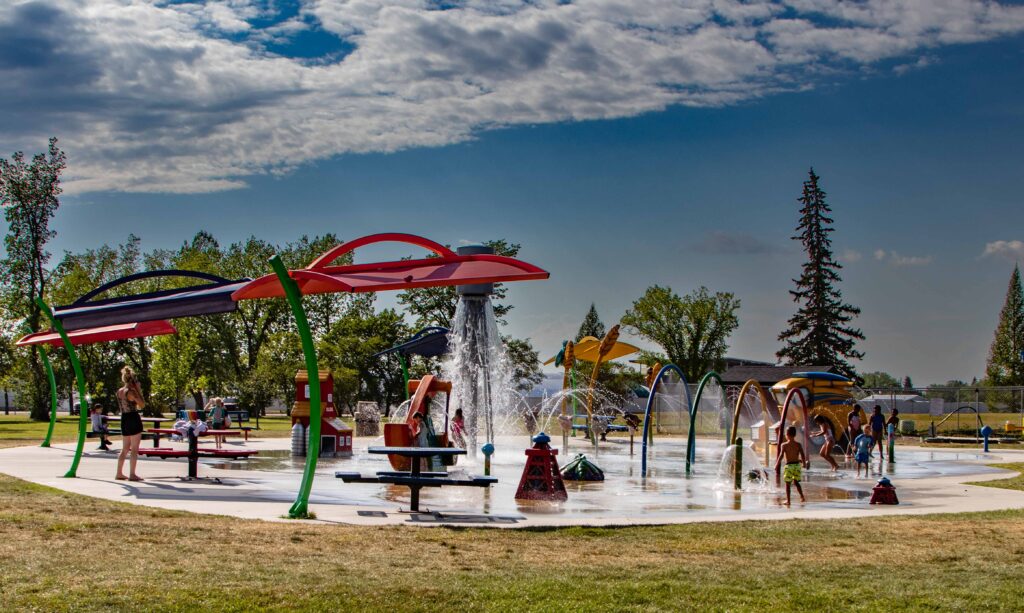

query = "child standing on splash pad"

[
  {"left": 853, "top": 426, "right": 874, "bottom": 477},
  {"left": 774, "top": 426, "right": 807, "bottom": 505}
]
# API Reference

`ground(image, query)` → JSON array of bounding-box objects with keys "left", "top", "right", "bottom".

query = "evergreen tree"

[
  {"left": 986, "top": 265, "right": 1024, "bottom": 386},
  {"left": 902, "top": 375, "right": 913, "bottom": 390},
  {"left": 575, "top": 303, "right": 606, "bottom": 341},
  {"left": 777, "top": 168, "right": 864, "bottom": 378}
]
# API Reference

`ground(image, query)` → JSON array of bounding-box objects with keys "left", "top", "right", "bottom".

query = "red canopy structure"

[
  {"left": 232, "top": 233, "right": 549, "bottom": 301},
  {"left": 230, "top": 232, "right": 549, "bottom": 519},
  {"left": 16, "top": 320, "right": 177, "bottom": 348}
]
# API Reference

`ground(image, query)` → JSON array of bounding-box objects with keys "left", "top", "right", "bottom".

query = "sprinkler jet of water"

[{"left": 586, "top": 324, "right": 621, "bottom": 452}]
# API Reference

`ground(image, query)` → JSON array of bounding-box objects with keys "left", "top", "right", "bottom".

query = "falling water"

[{"left": 443, "top": 294, "right": 516, "bottom": 457}]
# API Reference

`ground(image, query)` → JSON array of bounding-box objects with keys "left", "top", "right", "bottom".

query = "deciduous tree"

[
  {"left": 621, "top": 285, "right": 740, "bottom": 382},
  {"left": 1, "top": 138, "right": 66, "bottom": 419}
]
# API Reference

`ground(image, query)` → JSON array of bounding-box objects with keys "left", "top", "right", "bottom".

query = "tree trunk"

[{"left": 191, "top": 389, "right": 205, "bottom": 414}]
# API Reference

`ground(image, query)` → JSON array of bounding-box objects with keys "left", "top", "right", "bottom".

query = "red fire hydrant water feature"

[
  {"left": 869, "top": 476, "right": 899, "bottom": 505},
  {"left": 514, "top": 432, "right": 568, "bottom": 502}
]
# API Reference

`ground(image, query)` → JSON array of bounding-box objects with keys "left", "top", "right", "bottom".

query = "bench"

[
  {"left": 148, "top": 428, "right": 242, "bottom": 449},
  {"left": 87, "top": 430, "right": 161, "bottom": 447},
  {"left": 335, "top": 471, "right": 497, "bottom": 512},
  {"left": 140, "top": 447, "right": 259, "bottom": 460},
  {"left": 338, "top": 446, "right": 496, "bottom": 512}
]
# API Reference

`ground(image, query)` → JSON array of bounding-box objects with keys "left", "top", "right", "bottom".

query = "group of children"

[{"left": 774, "top": 404, "right": 901, "bottom": 505}]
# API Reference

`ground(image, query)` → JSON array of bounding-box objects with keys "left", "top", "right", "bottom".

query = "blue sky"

[{"left": 4, "top": 1, "right": 1024, "bottom": 384}]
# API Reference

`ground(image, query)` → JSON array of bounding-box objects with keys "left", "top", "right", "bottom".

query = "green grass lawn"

[
  {"left": 970, "top": 463, "right": 1024, "bottom": 492},
  {"left": 1, "top": 474, "right": 1024, "bottom": 611}
]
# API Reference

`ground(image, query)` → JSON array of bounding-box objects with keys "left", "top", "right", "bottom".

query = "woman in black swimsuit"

[{"left": 115, "top": 366, "right": 146, "bottom": 481}]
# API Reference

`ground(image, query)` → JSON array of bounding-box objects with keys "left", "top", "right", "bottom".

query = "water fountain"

[{"left": 444, "top": 244, "right": 518, "bottom": 457}]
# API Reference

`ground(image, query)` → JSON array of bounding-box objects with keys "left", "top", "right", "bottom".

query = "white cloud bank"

[
  {"left": 982, "top": 240, "right": 1024, "bottom": 261},
  {"left": 2, "top": 0, "right": 1024, "bottom": 194}
]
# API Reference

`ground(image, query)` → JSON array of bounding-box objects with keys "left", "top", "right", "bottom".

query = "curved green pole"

[
  {"left": 686, "top": 371, "right": 723, "bottom": 475},
  {"left": 38, "top": 345, "right": 58, "bottom": 448},
  {"left": 399, "top": 354, "right": 410, "bottom": 400},
  {"left": 35, "top": 299, "right": 90, "bottom": 477},
  {"left": 270, "top": 256, "right": 322, "bottom": 519},
  {"left": 640, "top": 364, "right": 691, "bottom": 478}
]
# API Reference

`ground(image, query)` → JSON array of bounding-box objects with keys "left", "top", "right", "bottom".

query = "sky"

[{"left": 3, "top": 0, "right": 1024, "bottom": 385}]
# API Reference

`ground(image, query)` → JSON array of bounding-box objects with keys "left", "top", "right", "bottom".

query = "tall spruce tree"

[
  {"left": 777, "top": 168, "right": 864, "bottom": 378},
  {"left": 575, "top": 303, "right": 606, "bottom": 341},
  {"left": 986, "top": 265, "right": 1024, "bottom": 386}
]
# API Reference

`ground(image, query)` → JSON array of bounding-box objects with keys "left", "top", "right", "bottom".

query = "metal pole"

[
  {"left": 38, "top": 345, "right": 58, "bottom": 448},
  {"left": 734, "top": 437, "right": 743, "bottom": 491},
  {"left": 399, "top": 354, "right": 410, "bottom": 401},
  {"left": 270, "top": 256, "right": 322, "bottom": 519},
  {"left": 687, "top": 372, "right": 722, "bottom": 475},
  {"left": 35, "top": 299, "right": 90, "bottom": 478}
]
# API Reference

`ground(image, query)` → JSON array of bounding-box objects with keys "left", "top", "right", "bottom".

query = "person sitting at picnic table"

[
  {"left": 204, "top": 397, "right": 227, "bottom": 429},
  {"left": 90, "top": 404, "right": 113, "bottom": 451}
]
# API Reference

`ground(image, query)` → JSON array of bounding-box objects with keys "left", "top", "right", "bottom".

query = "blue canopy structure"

[
  {"left": 53, "top": 270, "right": 250, "bottom": 330},
  {"left": 373, "top": 326, "right": 451, "bottom": 359}
]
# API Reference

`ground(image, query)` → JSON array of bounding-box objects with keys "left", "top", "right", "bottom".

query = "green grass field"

[
  {"left": 1, "top": 472, "right": 1024, "bottom": 611},
  {"left": 970, "top": 463, "right": 1024, "bottom": 492}
]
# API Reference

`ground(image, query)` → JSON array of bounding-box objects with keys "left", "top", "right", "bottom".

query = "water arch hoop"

[
  {"left": 685, "top": 371, "right": 723, "bottom": 475},
  {"left": 640, "top": 364, "right": 692, "bottom": 478},
  {"left": 729, "top": 379, "right": 773, "bottom": 468}
]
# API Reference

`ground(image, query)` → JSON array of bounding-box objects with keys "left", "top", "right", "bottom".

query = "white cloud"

[
  {"left": 2, "top": 0, "right": 1024, "bottom": 193},
  {"left": 840, "top": 248, "right": 862, "bottom": 262},
  {"left": 873, "top": 248, "right": 933, "bottom": 266},
  {"left": 982, "top": 240, "right": 1024, "bottom": 261},
  {"left": 889, "top": 252, "right": 933, "bottom": 266}
]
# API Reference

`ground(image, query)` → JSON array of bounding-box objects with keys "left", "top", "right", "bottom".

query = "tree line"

[{"left": 9, "top": 141, "right": 940, "bottom": 420}]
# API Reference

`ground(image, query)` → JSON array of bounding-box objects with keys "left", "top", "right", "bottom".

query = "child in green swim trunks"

[{"left": 774, "top": 426, "right": 807, "bottom": 505}]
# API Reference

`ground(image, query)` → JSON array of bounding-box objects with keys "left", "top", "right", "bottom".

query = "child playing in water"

[
  {"left": 811, "top": 415, "right": 839, "bottom": 471},
  {"left": 774, "top": 426, "right": 807, "bottom": 505},
  {"left": 886, "top": 408, "right": 900, "bottom": 441},
  {"left": 451, "top": 408, "right": 466, "bottom": 448},
  {"left": 853, "top": 425, "right": 873, "bottom": 477},
  {"left": 869, "top": 405, "right": 887, "bottom": 461}
]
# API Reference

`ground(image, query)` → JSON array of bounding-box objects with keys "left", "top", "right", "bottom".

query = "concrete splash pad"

[{"left": 2, "top": 436, "right": 1024, "bottom": 527}]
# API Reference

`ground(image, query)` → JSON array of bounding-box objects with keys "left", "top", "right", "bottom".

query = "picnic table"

[
  {"left": 138, "top": 430, "right": 257, "bottom": 480},
  {"left": 147, "top": 428, "right": 242, "bottom": 449},
  {"left": 336, "top": 446, "right": 497, "bottom": 513},
  {"left": 105, "top": 416, "right": 170, "bottom": 447}
]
